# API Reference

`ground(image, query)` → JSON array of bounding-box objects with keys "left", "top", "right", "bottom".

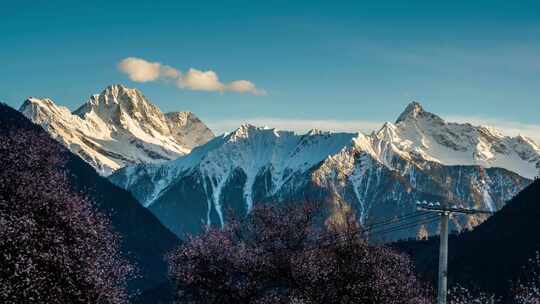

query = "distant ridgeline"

[{"left": 109, "top": 102, "right": 539, "bottom": 241}]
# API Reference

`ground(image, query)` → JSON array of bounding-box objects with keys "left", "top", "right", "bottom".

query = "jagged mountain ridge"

[
  {"left": 375, "top": 102, "right": 540, "bottom": 180},
  {"left": 20, "top": 84, "right": 214, "bottom": 175},
  {"left": 110, "top": 103, "right": 539, "bottom": 240}
]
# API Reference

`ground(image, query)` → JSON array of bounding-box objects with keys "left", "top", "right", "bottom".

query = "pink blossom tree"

[
  {"left": 513, "top": 252, "right": 540, "bottom": 304},
  {"left": 167, "top": 202, "right": 433, "bottom": 304},
  {"left": 444, "top": 251, "right": 540, "bottom": 304},
  {"left": 0, "top": 130, "right": 133, "bottom": 303},
  {"left": 448, "top": 285, "right": 498, "bottom": 304}
]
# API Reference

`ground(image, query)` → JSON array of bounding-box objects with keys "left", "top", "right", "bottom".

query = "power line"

[
  {"left": 416, "top": 201, "right": 494, "bottom": 304},
  {"left": 301, "top": 202, "right": 495, "bottom": 304},
  {"left": 364, "top": 213, "right": 435, "bottom": 234},
  {"left": 291, "top": 213, "right": 439, "bottom": 254},
  {"left": 260, "top": 205, "right": 476, "bottom": 265},
  {"left": 366, "top": 215, "right": 440, "bottom": 238},
  {"left": 363, "top": 211, "right": 428, "bottom": 229},
  {"left": 305, "top": 212, "right": 433, "bottom": 249}
]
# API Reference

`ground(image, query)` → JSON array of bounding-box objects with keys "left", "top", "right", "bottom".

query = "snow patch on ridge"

[{"left": 159, "top": 125, "right": 358, "bottom": 212}]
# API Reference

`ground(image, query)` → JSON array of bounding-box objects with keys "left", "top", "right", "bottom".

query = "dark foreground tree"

[
  {"left": 512, "top": 252, "right": 540, "bottom": 304},
  {"left": 0, "top": 130, "right": 132, "bottom": 303},
  {"left": 440, "top": 252, "right": 540, "bottom": 304},
  {"left": 168, "top": 202, "right": 433, "bottom": 304}
]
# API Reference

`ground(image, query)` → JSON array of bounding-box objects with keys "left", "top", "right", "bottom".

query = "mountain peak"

[
  {"left": 102, "top": 83, "right": 133, "bottom": 94},
  {"left": 73, "top": 84, "right": 155, "bottom": 119},
  {"left": 19, "top": 97, "right": 71, "bottom": 124},
  {"left": 21, "top": 97, "right": 55, "bottom": 108},
  {"left": 236, "top": 123, "right": 260, "bottom": 134},
  {"left": 98, "top": 84, "right": 143, "bottom": 105},
  {"left": 91, "top": 84, "right": 139, "bottom": 104},
  {"left": 227, "top": 124, "right": 275, "bottom": 141},
  {"left": 396, "top": 101, "right": 425, "bottom": 123},
  {"left": 20, "top": 86, "right": 214, "bottom": 175},
  {"left": 307, "top": 128, "right": 324, "bottom": 135}
]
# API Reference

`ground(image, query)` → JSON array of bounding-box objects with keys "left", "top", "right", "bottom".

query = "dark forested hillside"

[
  {"left": 0, "top": 103, "right": 180, "bottom": 302},
  {"left": 396, "top": 178, "right": 540, "bottom": 300}
]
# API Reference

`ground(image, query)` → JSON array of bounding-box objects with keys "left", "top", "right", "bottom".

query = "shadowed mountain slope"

[
  {"left": 0, "top": 103, "right": 180, "bottom": 302},
  {"left": 110, "top": 103, "right": 537, "bottom": 241},
  {"left": 395, "top": 178, "right": 540, "bottom": 300}
]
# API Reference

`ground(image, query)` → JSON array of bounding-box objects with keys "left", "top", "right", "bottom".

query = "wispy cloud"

[
  {"left": 118, "top": 57, "right": 265, "bottom": 95},
  {"left": 207, "top": 117, "right": 383, "bottom": 136}
]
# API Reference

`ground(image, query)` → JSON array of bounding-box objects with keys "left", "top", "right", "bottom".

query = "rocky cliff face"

[
  {"left": 110, "top": 103, "right": 539, "bottom": 240},
  {"left": 20, "top": 84, "right": 214, "bottom": 175}
]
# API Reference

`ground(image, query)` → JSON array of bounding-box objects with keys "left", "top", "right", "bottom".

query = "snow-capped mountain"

[
  {"left": 20, "top": 84, "right": 214, "bottom": 175},
  {"left": 373, "top": 102, "right": 540, "bottom": 179},
  {"left": 110, "top": 102, "right": 539, "bottom": 240}
]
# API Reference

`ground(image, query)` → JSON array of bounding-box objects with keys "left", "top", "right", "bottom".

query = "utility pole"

[
  {"left": 437, "top": 211, "right": 449, "bottom": 304},
  {"left": 416, "top": 201, "right": 493, "bottom": 304}
]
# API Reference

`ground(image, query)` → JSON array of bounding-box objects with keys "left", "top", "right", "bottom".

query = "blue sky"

[{"left": 1, "top": 0, "right": 539, "bottom": 139}]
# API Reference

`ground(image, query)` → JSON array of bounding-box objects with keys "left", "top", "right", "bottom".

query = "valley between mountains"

[{"left": 22, "top": 84, "right": 540, "bottom": 241}]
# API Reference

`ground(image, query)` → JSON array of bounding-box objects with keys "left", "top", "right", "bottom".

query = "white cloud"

[
  {"left": 118, "top": 57, "right": 264, "bottom": 95},
  {"left": 226, "top": 80, "right": 266, "bottom": 95},
  {"left": 118, "top": 57, "right": 162, "bottom": 82},
  {"left": 118, "top": 57, "right": 180, "bottom": 82},
  {"left": 178, "top": 68, "right": 225, "bottom": 92},
  {"left": 207, "top": 117, "right": 383, "bottom": 136},
  {"left": 161, "top": 65, "right": 181, "bottom": 79}
]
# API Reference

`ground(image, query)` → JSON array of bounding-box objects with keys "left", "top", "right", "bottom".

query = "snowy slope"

[
  {"left": 116, "top": 125, "right": 357, "bottom": 209},
  {"left": 110, "top": 102, "right": 539, "bottom": 239},
  {"left": 20, "top": 84, "right": 214, "bottom": 175},
  {"left": 371, "top": 102, "right": 540, "bottom": 179}
]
